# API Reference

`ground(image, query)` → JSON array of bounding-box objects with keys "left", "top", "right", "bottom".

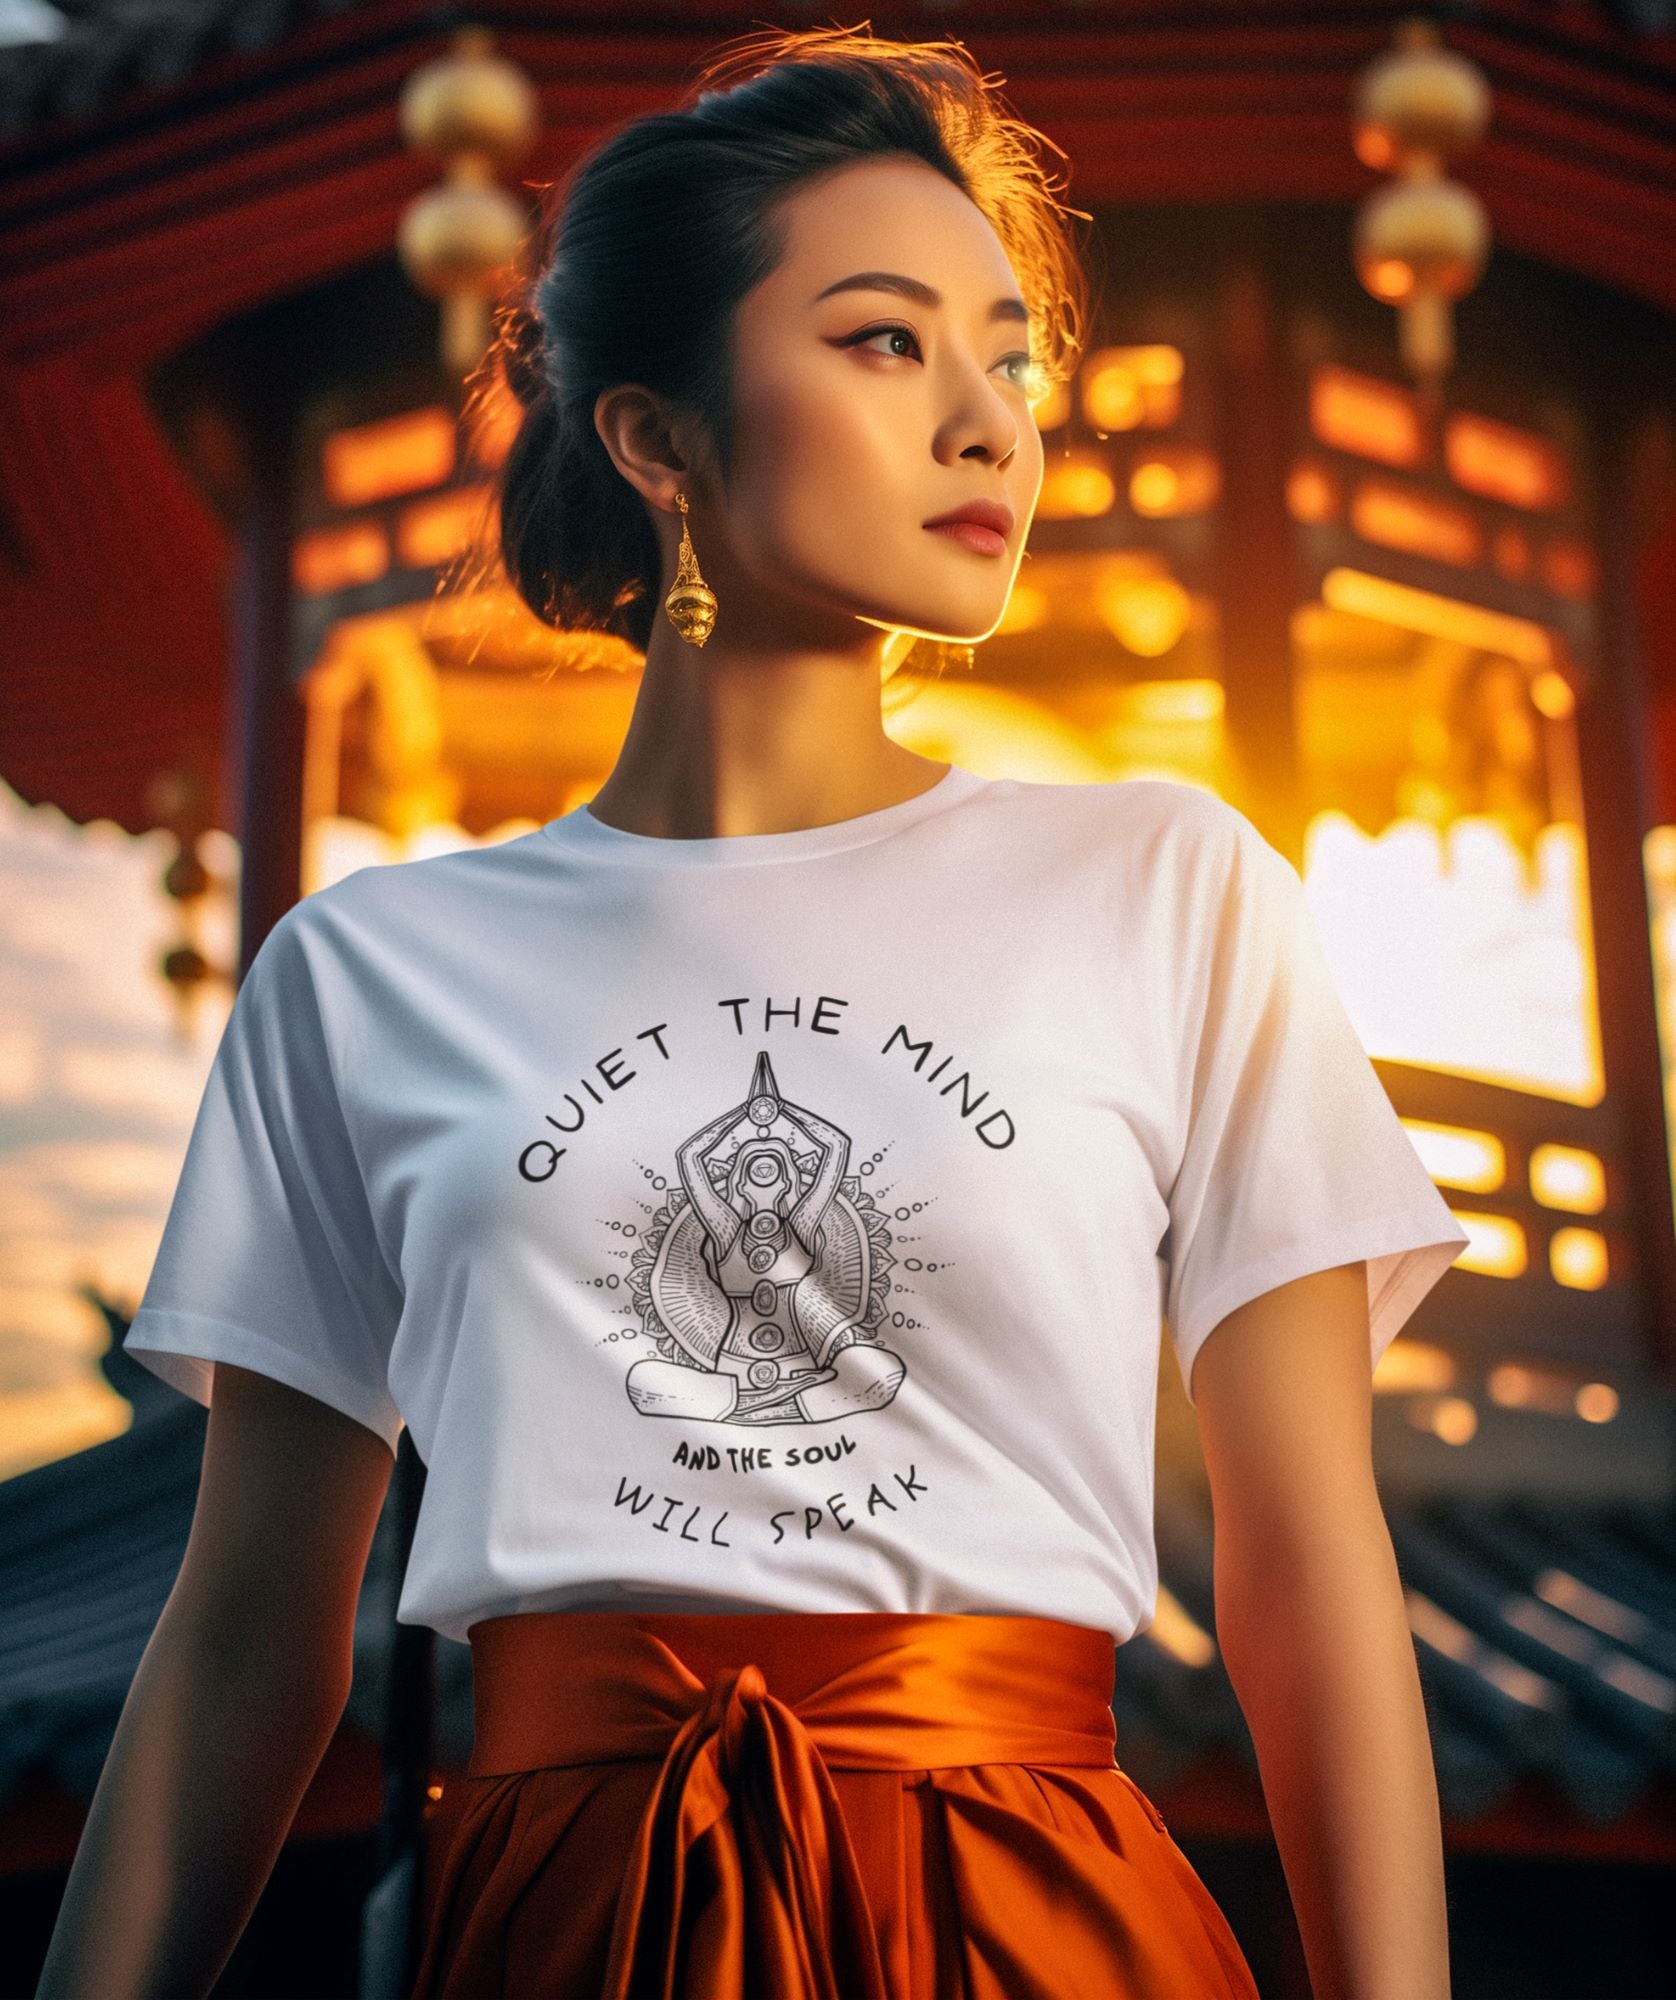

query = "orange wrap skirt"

[{"left": 408, "top": 1609, "right": 1260, "bottom": 1999}]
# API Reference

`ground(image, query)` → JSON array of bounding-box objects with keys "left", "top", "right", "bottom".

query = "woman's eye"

[
  {"left": 849, "top": 322, "right": 921, "bottom": 360},
  {"left": 844, "top": 326, "right": 1043, "bottom": 397}
]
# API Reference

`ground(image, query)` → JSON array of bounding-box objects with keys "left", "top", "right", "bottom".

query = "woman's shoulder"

[
  {"left": 251, "top": 832, "right": 552, "bottom": 999},
  {"left": 288, "top": 827, "right": 552, "bottom": 925},
  {"left": 987, "top": 772, "right": 1265, "bottom": 878}
]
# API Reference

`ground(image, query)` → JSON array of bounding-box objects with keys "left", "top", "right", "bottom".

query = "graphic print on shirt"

[{"left": 621, "top": 1049, "right": 905, "bottom": 1428}]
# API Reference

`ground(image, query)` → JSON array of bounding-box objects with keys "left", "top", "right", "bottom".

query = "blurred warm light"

[
  {"left": 3, "top": 1383, "right": 136, "bottom": 1473},
  {"left": 1372, "top": 1337, "right": 1456, "bottom": 1393},
  {"left": 1287, "top": 459, "right": 1342, "bottom": 523},
  {"left": 323, "top": 406, "right": 457, "bottom": 506},
  {"left": 293, "top": 522, "right": 389, "bottom": 594},
  {"left": 1129, "top": 448, "right": 1219, "bottom": 518},
  {"left": 1574, "top": 1381, "right": 1620, "bottom": 1424},
  {"left": 1407, "top": 1593, "right": 1558, "bottom": 1705},
  {"left": 1365, "top": 258, "right": 1414, "bottom": 303},
  {"left": 58, "top": 1048, "right": 203, "bottom": 1121},
  {"left": 1408, "top": 1394, "right": 1479, "bottom": 1444},
  {"left": 397, "top": 485, "right": 492, "bottom": 569},
  {"left": 1350, "top": 478, "right": 1480, "bottom": 566},
  {"left": 1490, "top": 525, "right": 1533, "bottom": 579},
  {"left": 1542, "top": 539, "right": 1597, "bottom": 599},
  {"left": 0, "top": 783, "right": 246, "bottom": 1481},
  {"left": 304, "top": 809, "right": 544, "bottom": 895},
  {"left": 1647, "top": 825, "right": 1676, "bottom": 1245},
  {"left": 1529, "top": 669, "right": 1575, "bottom": 720},
  {"left": 1500, "top": 1602, "right": 1672, "bottom": 1706},
  {"left": 1301, "top": 812, "right": 1604, "bottom": 1105},
  {"left": 1404, "top": 1593, "right": 1471, "bottom": 1662},
  {"left": 464, "top": 369, "right": 522, "bottom": 469},
  {"left": 1444, "top": 411, "right": 1568, "bottom": 511},
  {"left": 409, "top": 582, "right": 641, "bottom": 680},
  {"left": 1449, "top": 1210, "right": 1526, "bottom": 1278},
  {"left": 1549, "top": 1225, "right": 1608, "bottom": 1290},
  {"left": 1080, "top": 345, "right": 1183, "bottom": 432},
  {"left": 1309, "top": 364, "right": 1424, "bottom": 467},
  {"left": 1536, "top": 1567, "right": 1645, "bottom": 1643},
  {"left": 1400, "top": 1119, "right": 1504, "bottom": 1192},
  {"left": 880, "top": 681, "right": 1121, "bottom": 786},
  {"left": 1030, "top": 375, "right": 1071, "bottom": 432},
  {"left": 1128, "top": 679, "right": 1223, "bottom": 725},
  {"left": 1147, "top": 1584, "right": 1218, "bottom": 1667},
  {"left": 1486, "top": 1361, "right": 1618, "bottom": 1420},
  {"left": 1528, "top": 1143, "right": 1605, "bottom": 1214},
  {"left": 297, "top": 599, "right": 644, "bottom": 892},
  {"left": 1094, "top": 574, "right": 1192, "bottom": 656},
  {"left": 1320, "top": 568, "right": 1556, "bottom": 666},
  {"left": 1485, "top": 1362, "right": 1552, "bottom": 1410},
  {"left": 1037, "top": 450, "right": 1117, "bottom": 519},
  {"left": 0, "top": 1022, "right": 42, "bottom": 1105},
  {"left": 996, "top": 582, "right": 1051, "bottom": 633}
]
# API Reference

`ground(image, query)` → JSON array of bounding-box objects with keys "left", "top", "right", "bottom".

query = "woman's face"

[{"left": 701, "top": 153, "right": 1046, "bottom": 650}]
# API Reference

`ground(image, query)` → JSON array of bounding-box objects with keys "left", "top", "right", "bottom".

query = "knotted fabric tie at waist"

[{"left": 465, "top": 1608, "right": 1121, "bottom": 2000}]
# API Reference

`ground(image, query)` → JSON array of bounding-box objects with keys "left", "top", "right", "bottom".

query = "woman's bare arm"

[
  {"left": 1192, "top": 1261, "right": 1451, "bottom": 2000},
  {"left": 34, "top": 1361, "right": 396, "bottom": 2000}
]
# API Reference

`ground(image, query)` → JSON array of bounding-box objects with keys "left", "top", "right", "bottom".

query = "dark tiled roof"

[
  {"left": 3, "top": 1302, "right": 1674, "bottom": 1832},
  {"left": 0, "top": 0, "right": 369, "bottom": 143},
  {"left": 1, "top": 1, "right": 1672, "bottom": 148},
  {"left": 1134, "top": 1485, "right": 1676, "bottom": 1825},
  {"left": 0, "top": 1301, "right": 473, "bottom": 1808}
]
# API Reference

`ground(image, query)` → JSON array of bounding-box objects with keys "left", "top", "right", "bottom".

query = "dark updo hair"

[{"left": 468, "top": 21, "right": 1090, "bottom": 653}]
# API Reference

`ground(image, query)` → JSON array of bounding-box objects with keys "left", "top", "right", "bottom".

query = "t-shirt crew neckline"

[{"left": 541, "top": 761, "right": 988, "bottom": 868}]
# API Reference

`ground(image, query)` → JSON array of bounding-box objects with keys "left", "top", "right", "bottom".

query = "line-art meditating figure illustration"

[{"left": 624, "top": 1050, "right": 904, "bottom": 1425}]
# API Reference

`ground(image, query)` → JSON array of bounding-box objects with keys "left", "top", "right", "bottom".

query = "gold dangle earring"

[{"left": 662, "top": 491, "right": 718, "bottom": 648}]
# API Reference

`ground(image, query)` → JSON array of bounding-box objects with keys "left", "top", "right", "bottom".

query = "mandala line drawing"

[{"left": 623, "top": 1050, "right": 905, "bottom": 1426}]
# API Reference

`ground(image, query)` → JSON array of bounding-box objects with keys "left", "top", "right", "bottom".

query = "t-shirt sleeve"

[
  {"left": 122, "top": 899, "right": 406, "bottom": 1452},
  {"left": 1160, "top": 803, "right": 1469, "bottom": 1407}
]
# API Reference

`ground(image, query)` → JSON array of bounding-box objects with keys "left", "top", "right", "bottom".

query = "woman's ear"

[{"left": 592, "top": 382, "right": 689, "bottom": 511}]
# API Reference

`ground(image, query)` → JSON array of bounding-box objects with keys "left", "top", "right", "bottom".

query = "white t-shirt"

[{"left": 123, "top": 765, "right": 1467, "bottom": 1645}]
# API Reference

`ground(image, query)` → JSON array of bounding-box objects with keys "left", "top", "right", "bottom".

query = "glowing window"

[
  {"left": 1030, "top": 376, "right": 1072, "bottom": 433},
  {"left": 1451, "top": 1213, "right": 1526, "bottom": 1279},
  {"left": 1528, "top": 1144, "right": 1606, "bottom": 1214},
  {"left": 1080, "top": 346, "right": 1183, "bottom": 432},
  {"left": 1037, "top": 450, "right": 1117, "bottom": 520},
  {"left": 1549, "top": 1227, "right": 1608, "bottom": 1290},
  {"left": 397, "top": 486, "right": 493, "bottom": 570},
  {"left": 1401, "top": 1120, "right": 1504, "bottom": 1192},
  {"left": 1309, "top": 365, "right": 1424, "bottom": 468},
  {"left": 1287, "top": 459, "right": 1342, "bottom": 523},
  {"left": 1291, "top": 568, "right": 1603, "bottom": 1106},
  {"left": 1129, "top": 449, "right": 1220, "bottom": 518},
  {"left": 1444, "top": 412, "right": 1568, "bottom": 511},
  {"left": 1350, "top": 479, "right": 1480, "bottom": 567},
  {"left": 293, "top": 522, "right": 389, "bottom": 594},
  {"left": 323, "top": 407, "right": 457, "bottom": 507},
  {"left": 1319, "top": 569, "right": 1556, "bottom": 666}
]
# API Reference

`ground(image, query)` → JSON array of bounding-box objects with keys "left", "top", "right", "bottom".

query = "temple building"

[{"left": 1, "top": 4, "right": 1673, "bottom": 1995}]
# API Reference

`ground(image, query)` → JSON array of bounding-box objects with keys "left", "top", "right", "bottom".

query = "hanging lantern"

[
  {"left": 1351, "top": 16, "right": 1492, "bottom": 400},
  {"left": 145, "top": 763, "right": 229, "bottom": 1038},
  {"left": 398, "top": 25, "right": 540, "bottom": 377}
]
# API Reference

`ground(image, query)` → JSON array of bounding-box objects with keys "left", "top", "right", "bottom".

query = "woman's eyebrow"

[{"left": 811, "top": 270, "right": 1031, "bottom": 327}]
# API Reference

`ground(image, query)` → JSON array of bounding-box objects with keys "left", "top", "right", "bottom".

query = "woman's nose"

[{"left": 936, "top": 366, "right": 1021, "bottom": 468}]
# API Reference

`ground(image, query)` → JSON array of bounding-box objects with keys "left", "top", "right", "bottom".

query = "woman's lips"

[{"left": 925, "top": 521, "right": 1008, "bottom": 557}]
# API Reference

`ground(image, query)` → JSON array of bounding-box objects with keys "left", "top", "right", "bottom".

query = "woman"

[{"left": 39, "top": 23, "right": 1465, "bottom": 2000}]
